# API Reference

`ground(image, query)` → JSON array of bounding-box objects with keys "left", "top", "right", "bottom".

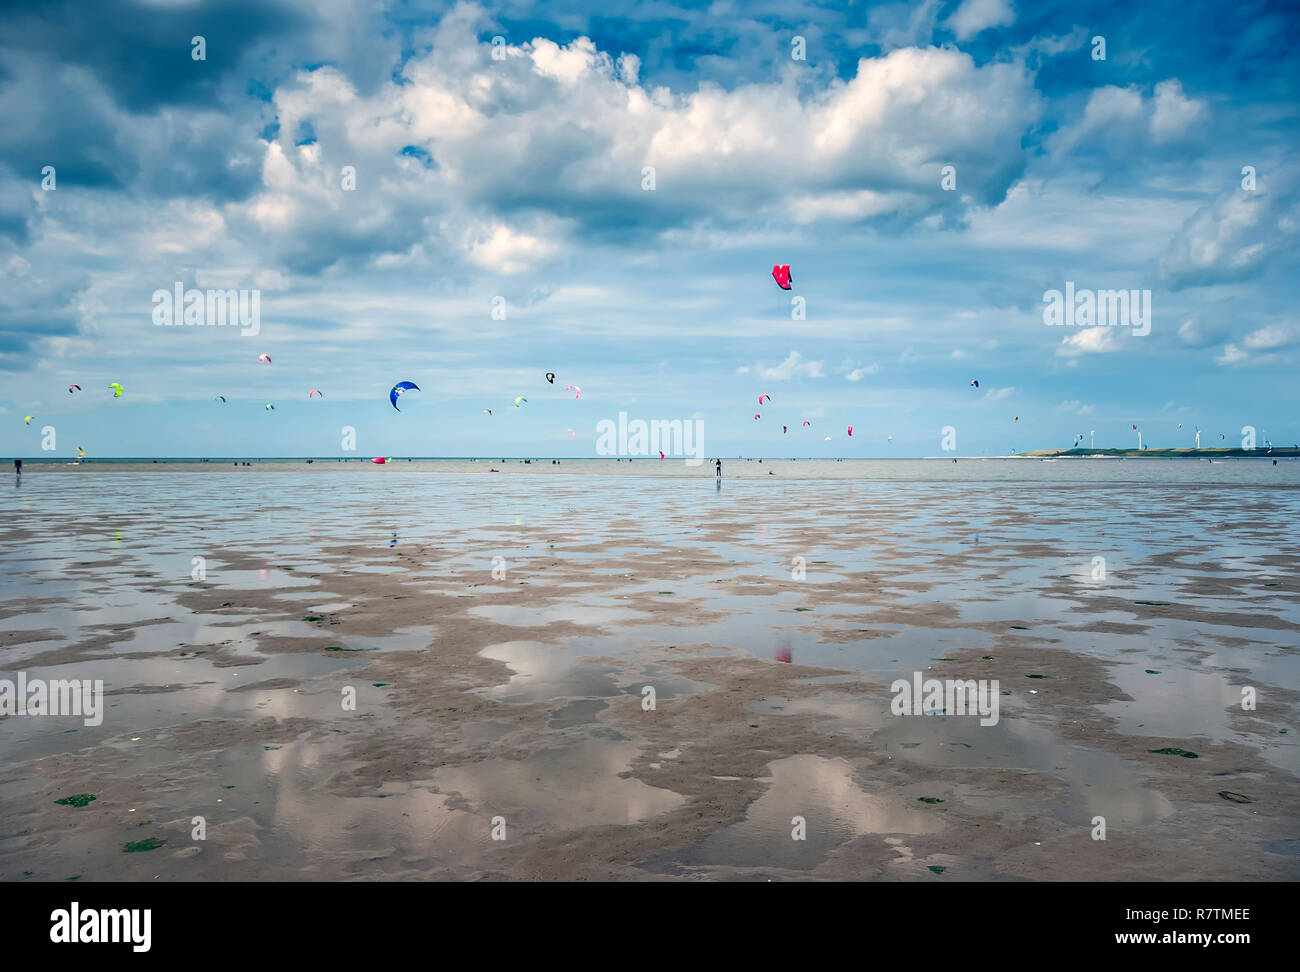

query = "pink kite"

[
  {"left": 847, "top": 426, "right": 854, "bottom": 436},
  {"left": 772, "top": 265, "right": 792, "bottom": 290},
  {"left": 258, "top": 353, "right": 272, "bottom": 363},
  {"left": 758, "top": 394, "right": 770, "bottom": 404}
]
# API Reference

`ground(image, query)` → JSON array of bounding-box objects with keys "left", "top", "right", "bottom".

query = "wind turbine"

[
  {"left": 1133, "top": 424, "right": 1142, "bottom": 450},
  {"left": 1090, "top": 429, "right": 1095, "bottom": 449},
  {"left": 1194, "top": 425, "right": 1201, "bottom": 449}
]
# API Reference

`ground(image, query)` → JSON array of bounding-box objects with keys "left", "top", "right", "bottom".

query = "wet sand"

[{"left": 2, "top": 470, "right": 1297, "bottom": 880}]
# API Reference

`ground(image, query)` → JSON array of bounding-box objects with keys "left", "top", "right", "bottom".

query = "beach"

[{"left": 2, "top": 463, "right": 1297, "bottom": 880}]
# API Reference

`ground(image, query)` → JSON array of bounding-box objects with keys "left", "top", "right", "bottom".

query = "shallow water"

[{"left": 2, "top": 468, "right": 1297, "bottom": 879}]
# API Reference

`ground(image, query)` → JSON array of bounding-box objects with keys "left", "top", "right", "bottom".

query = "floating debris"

[
  {"left": 1217, "top": 791, "right": 1253, "bottom": 804},
  {"left": 54, "top": 794, "right": 96, "bottom": 808},
  {"left": 917, "top": 797, "right": 945, "bottom": 804},
  {"left": 1149, "top": 747, "right": 1198, "bottom": 758},
  {"left": 122, "top": 838, "right": 167, "bottom": 853},
  {"left": 927, "top": 865, "right": 947, "bottom": 874}
]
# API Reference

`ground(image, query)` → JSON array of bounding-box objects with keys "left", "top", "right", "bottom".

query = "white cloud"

[
  {"left": 1177, "top": 318, "right": 1207, "bottom": 345},
  {"left": 464, "top": 222, "right": 560, "bottom": 275},
  {"left": 846, "top": 363, "right": 881, "bottom": 380},
  {"left": 758, "top": 351, "right": 825, "bottom": 381},
  {"left": 224, "top": 20, "right": 1042, "bottom": 275},
  {"left": 1057, "top": 328, "right": 1120, "bottom": 355},
  {"left": 946, "top": 0, "right": 1016, "bottom": 41},
  {"left": 1048, "top": 80, "right": 1208, "bottom": 159},
  {"left": 1241, "top": 324, "right": 1296, "bottom": 351},
  {"left": 1149, "top": 79, "right": 1210, "bottom": 144},
  {"left": 984, "top": 386, "right": 1015, "bottom": 401},
  {"left": 1159, "top": 179, "right": 1299, "bottom": 287},
  {"left": 1215, "top": 343, "right": 1248, "bottom": 365},
  {"left": 1054, "top": 399, "right": 1096, "bottom": 416}
]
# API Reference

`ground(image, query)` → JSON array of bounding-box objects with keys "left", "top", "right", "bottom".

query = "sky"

[{"left": 1, "top": 0, "right": 1297, "bottom": 458}]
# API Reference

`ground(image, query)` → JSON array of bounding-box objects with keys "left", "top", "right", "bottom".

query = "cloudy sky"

[{"left": 2, "top": 0, "right": 1296, "bottom": 458}]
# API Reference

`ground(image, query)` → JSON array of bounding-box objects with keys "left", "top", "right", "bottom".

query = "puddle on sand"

[
  {"left": 474, "top": 641, "right": 709, "bottom": 707},
  {"left": 431, "top": 739, "right": 687, "bottom": 830},
  {"left": 468, "top": 602, "right": 647, "bottom": 628},
  {"left": 644, "top": 755, "right": 941, "bottom": 875},
  {"left": 1101, "top": 661, "right": 1300, "bottom": 775},
  {"left": 5, "top": 738, "right": 499, "bottom": 880},
  {"left": 0, "top": 648, "right": 376, "bottom": 764},
  {"left": 875, "top": 714, "right": 1177, "bottom": 828},
  {"left": 549, "top": 698, "right": 609, "bottom": 729},
  {"left": 333, "top": 625, "right": 436, "bottom": 653}
]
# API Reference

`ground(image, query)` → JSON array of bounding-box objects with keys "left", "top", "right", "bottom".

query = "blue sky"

[{"left": 1, "top": 0, "right": 1296, "bottom": 458}]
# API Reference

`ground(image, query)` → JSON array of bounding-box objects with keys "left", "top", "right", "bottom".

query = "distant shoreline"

[
  {"left": 1006, "top": 448, "right": 1297, "bottom": 459},
  {"left": 10, "top": 450, "right": 1297, "bottom": 465}
]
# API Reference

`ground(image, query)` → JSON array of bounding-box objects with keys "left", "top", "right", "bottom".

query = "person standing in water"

[
  {"left": 715, "top": 458, "right": 722, "bottom": 479},
  {"left": 13, "top": 458, "right": 21, "bottom": 476}
]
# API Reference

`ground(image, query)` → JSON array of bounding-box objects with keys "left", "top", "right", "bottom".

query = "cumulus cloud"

[
  {"left": 1054, "top": 399, "right": 1096, "bottom": 416},
  {"left": 216, "top": 11, "right": 1042, "bottom": 273},
  {"left": 1242, "top": 324, "right": 1296, "bottom": 350},
  {"left": 1149, "top": 80, "right": 1210, "bottom": 145},
  {"left": 757, "top": 351, "right": 825, "bottom": 380},
  {"left": 1215, "top": 323, "right": 1297, "bottom": 365},
  {"left": 1177, "top": 318, "right": 1209, "bottom": 345},
  {"left": 1056, "top": 328, "right": 1120, "bottom": 355},
  {"left": 846, "top": 364, "right": 881, "bottom": 380},
  {"left": 983, "top": 385, "right": 1015, "bottom": 400},
  {"left": 945, "top": 0, "right": 1016, "bottom": 41},
  {"left": 1048, "top": 80, "right": 1209, "bottom": 159},
  {"left": 1159, "top": 180, "right": 1300, "bottom": 288},
  {"left": 1215, "top": 343, "right": 1249, "bottom": 365}
]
